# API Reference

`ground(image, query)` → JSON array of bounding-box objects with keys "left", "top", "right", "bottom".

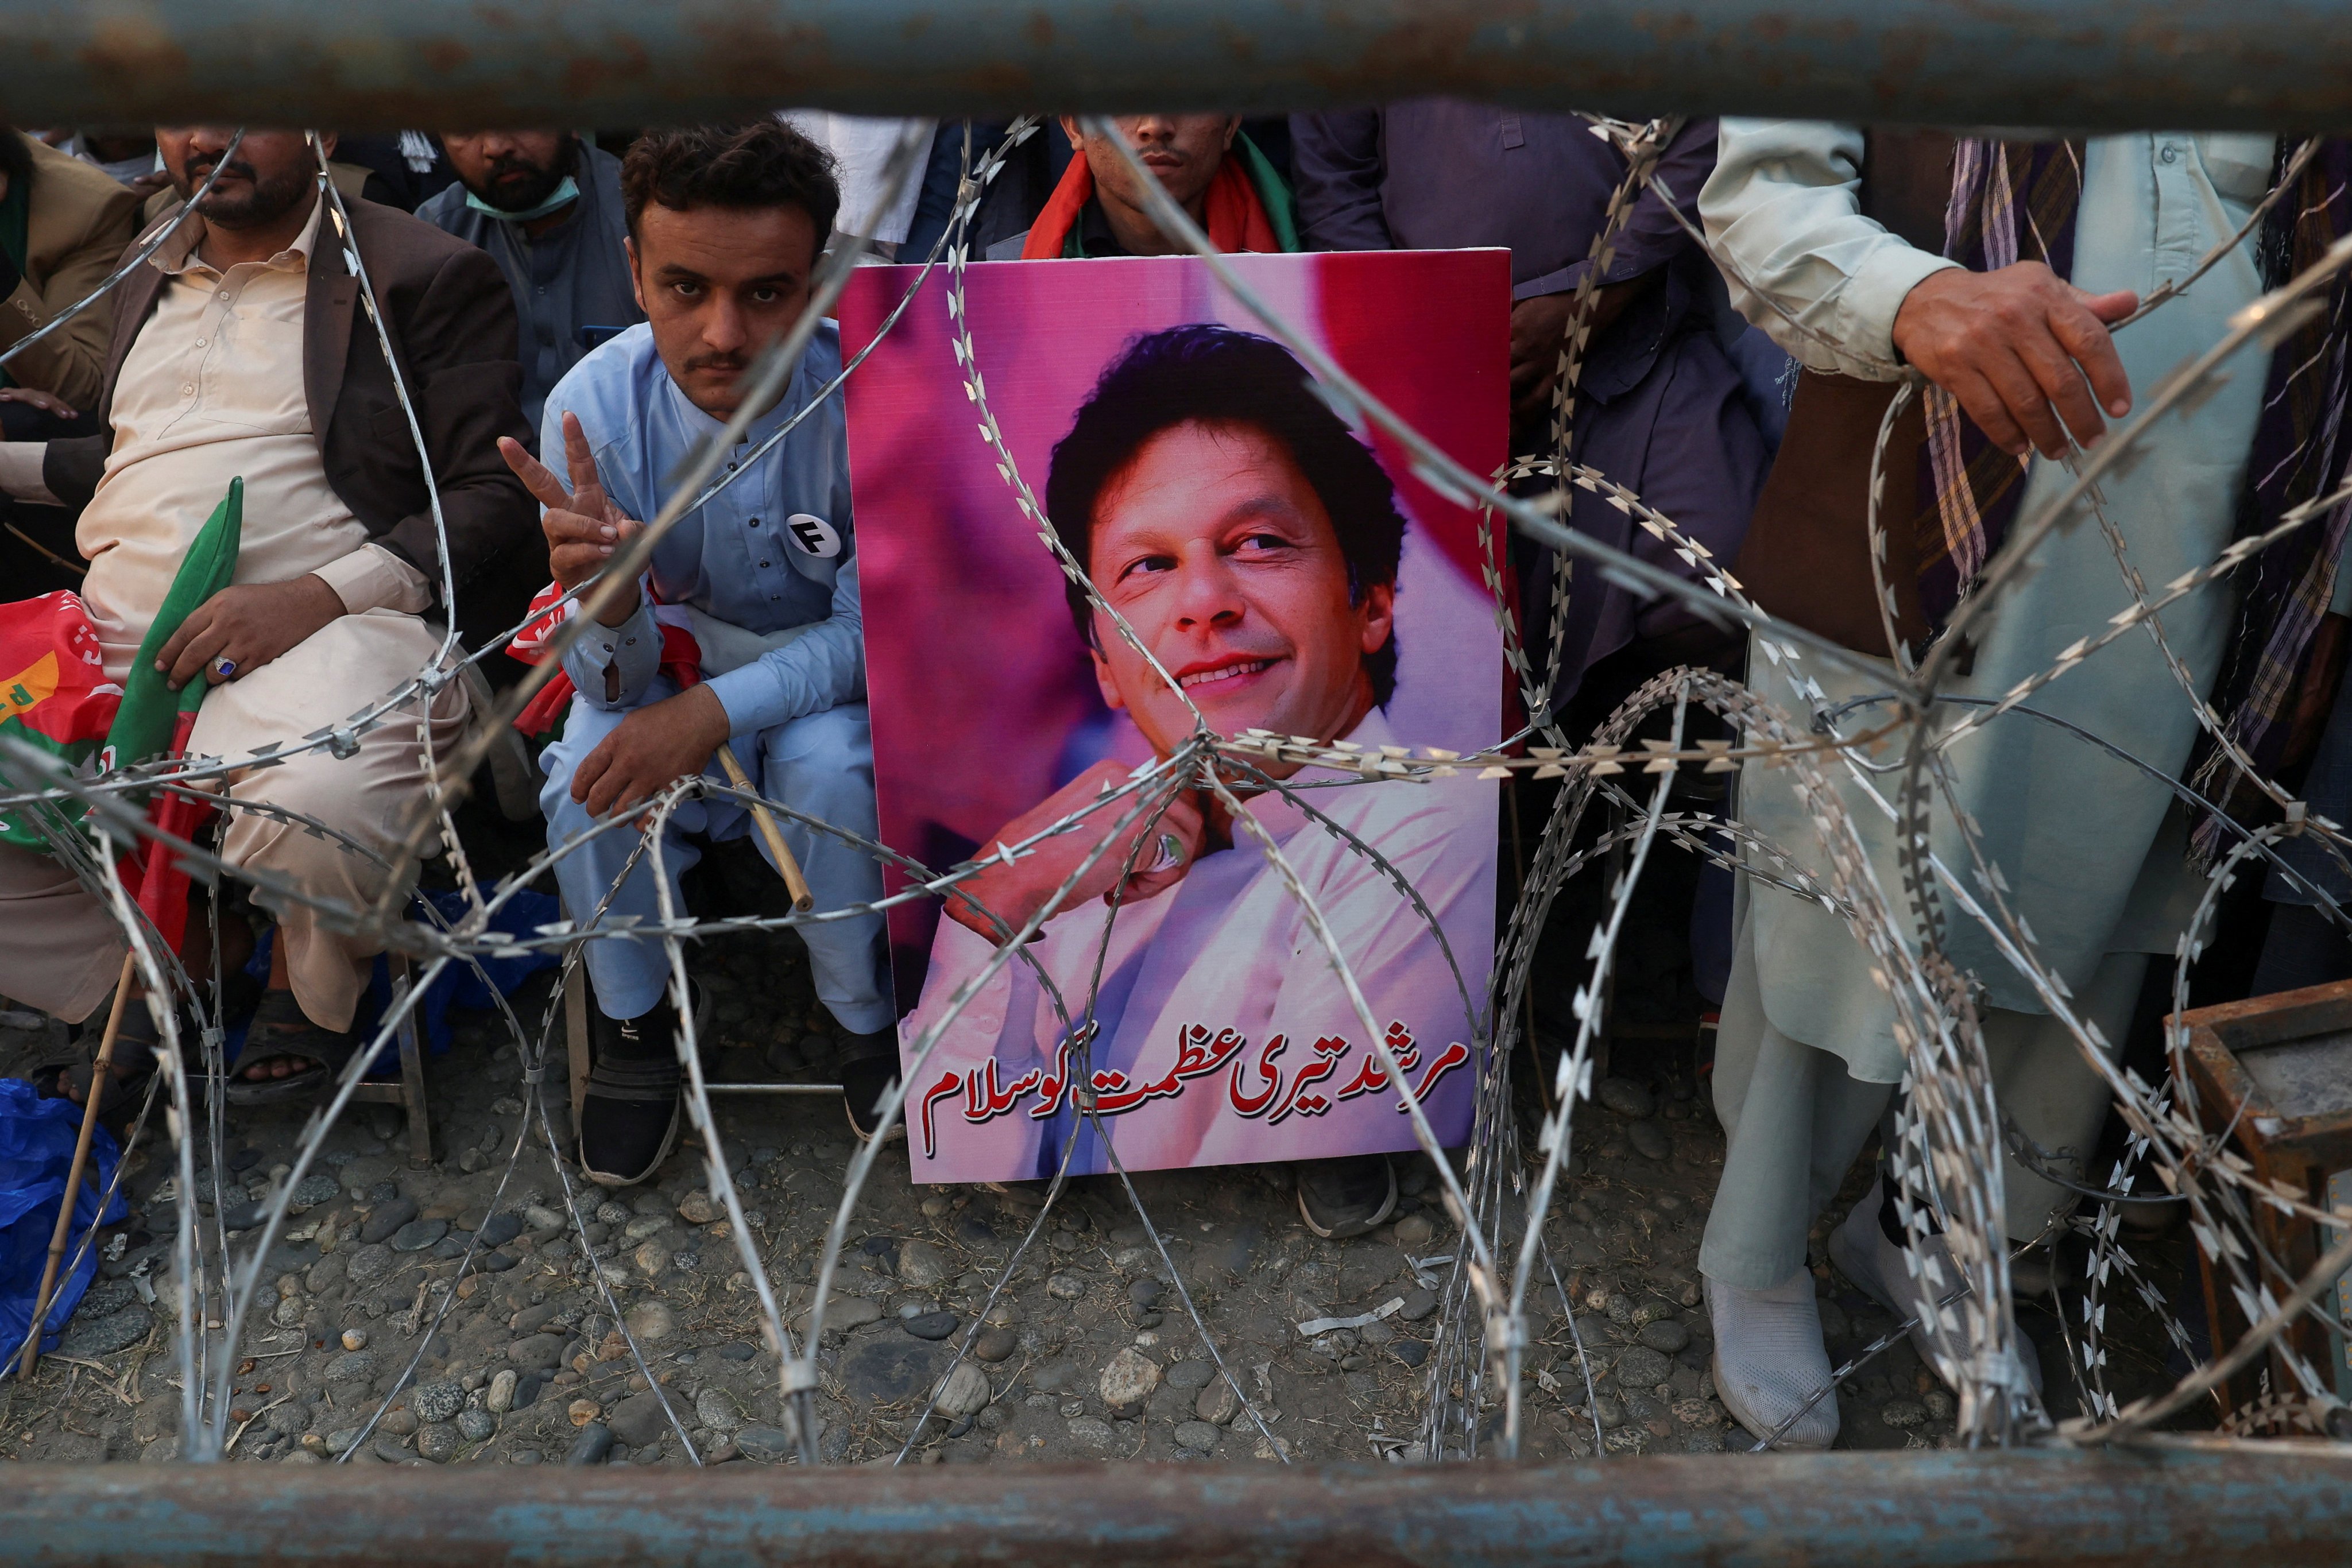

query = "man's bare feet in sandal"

[{"left": 235, "top": 931, "right": 349, "bottom": 1086}]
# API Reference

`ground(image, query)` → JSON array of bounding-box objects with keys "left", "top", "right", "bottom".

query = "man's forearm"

[{"left": 0, "top": 442, "right": 56, "bottom": 505}]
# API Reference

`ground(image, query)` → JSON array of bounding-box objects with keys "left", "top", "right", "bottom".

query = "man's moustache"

[
  {"left": 684, "top": 355, "right": 749, "bottom": 375},
  {"left": 185, "top": 160, "right": 255, "bottom": 187}
]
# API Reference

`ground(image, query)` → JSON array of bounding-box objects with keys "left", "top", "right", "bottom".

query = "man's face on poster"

[{"left": 1084, "top": 419, "right": 1394, "bottom": 757}]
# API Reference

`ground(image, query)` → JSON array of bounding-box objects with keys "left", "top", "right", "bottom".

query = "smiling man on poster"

[{"left": 902, "top": 324, "right": 1491, "bottom": 1235}]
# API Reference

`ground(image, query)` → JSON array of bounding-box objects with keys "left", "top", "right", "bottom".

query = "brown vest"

[{"left": 1732, "top": 130, "right": 1956, "bottom": 656}]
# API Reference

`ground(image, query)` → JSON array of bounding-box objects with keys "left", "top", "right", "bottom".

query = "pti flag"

[{"left": 0, "top": 479, "right": 242, "bottom": 953}]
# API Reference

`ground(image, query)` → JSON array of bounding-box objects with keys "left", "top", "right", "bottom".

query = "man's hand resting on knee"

[
  {"left": 155, "top": 576, "right": 346, "bottom": 691},
  {"left": 1890, "top": 261, "right": 2138, "bottom": 460},
  {"left": 571, "top": 684, "right": 733, "bottom": 817}
]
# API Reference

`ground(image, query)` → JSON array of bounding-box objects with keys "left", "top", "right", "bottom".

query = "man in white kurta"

[{"left": 1697, "top": 123, "right": 2277, "bottom": 1443}]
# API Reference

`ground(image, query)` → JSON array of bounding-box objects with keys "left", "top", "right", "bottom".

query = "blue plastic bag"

[{"left": 0, "top": 1076, "right": 128, "bottom": 1362}]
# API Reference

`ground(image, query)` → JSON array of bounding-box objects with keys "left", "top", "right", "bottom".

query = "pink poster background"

[{"left": 838, "top": 249, "right": 1509, "bottom": 1180}]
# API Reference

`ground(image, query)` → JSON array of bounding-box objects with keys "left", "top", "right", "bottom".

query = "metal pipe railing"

[
  {"left": 2, "top": 0, "right": 2346, "bottom": 131},
  {"left": 11, "top": 1447, "right": 2352, "bottom": 1565}
]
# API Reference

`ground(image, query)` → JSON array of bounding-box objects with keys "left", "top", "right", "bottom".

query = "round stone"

[
  {"left": 676, "top": 1190, "right": 719, "bottom": 1226},
  {"left": 902, "top": 1311, "right": 959, "bottom": 1341},
  {"left": 1637, "top": 1319, "right": 1691, "bottom": 1354},
  {"left": 289, "top": 1173, "right": 342, "bottom": 1210},
  {"left": 933, "top": 1362, "right": 991, "bottom": 1418},
  {"left": 695, "top": 1387, "right": 745, "bottom": 1432},
  {"left": 1193, "top": 1376, "right": 1240, "bottom": 1426},
  {"left": 390, "top": 1218, "right": 450, "bottom": 1253},
  {"left": 1393, "top": 1214, "right": 1436, "bottom": 1248},
  {"left": 1614, "top": 1346, "right": 1674, "bottom": 1389},
  {"left": 1881, "top": 1400, "right": 1928, "bottom": 1429},
  {"left": 1173, "top": 1420, "right": 1220, "bottom": 1452},
  {"left": 1627, "top": 1120, "right": 1672, "bottom": 1162},
  {"left": 323, "top": 1350, "right": 376, "bottom": 1384},
  {"left": 1394, "top": 1339, "right": 1430, "bottom": 1368},
  {"left": 1398, "top": 1287, "right": 1440, "bottom": 1322},
  {"left": 896, "top": 1238, "right": 949, "bottom": 1289},
  {"left": 1165, "top": 1359, "right": 1213, "bottom": 1390},
  {"left": 485, "top": 1370, "right": 519, "bottom": 1414},
  {"left": 411, "top": 1380, "right": 465, "bottom": 1424},
  {"left": 565, "top": 1424, "right": 613, "bottom": 1465},
  {"left": 378, "top": 1408, "right": 419, "bottom": 1438},
  {"left": 1045, "top": 1274, "right": 1086, "bottom": 1301},
  {"left": 568, "top": 1399, "right": 602, "bottom": 1427},
  {"left": 415, "top": 1424, "right": 461, "bottom": 1463},
  {"left": 1596, "top": 1078, "right": 1657, "bottom": 1118},
  {"left": 624, "top": 1301, "right": 676, "bottom": 1341},
  {"left": 345, "top": 1244, "right": 396, "bottom": 1284},
  {"left": 456, "top": 1408, "right": 496, "bottom": 1442},
  {"left": 1127, "top": 1277, "right": 1163, "bottom": 1311},
  {"left": 340, "top": 1327, "right": 370, "bottom": 1352},
  {"left": 1098, "top": 1347, "right": 1160, "bottom": 1410},
  {"left": 972, "top": 1327, "right": 1018, "bottom": 1363},
  {"left": 475, "top": 1212, "right": 525, "bottom": 1249},
  {"left": 632, "top": 1240, "right": 670, "bottom": 1277}
]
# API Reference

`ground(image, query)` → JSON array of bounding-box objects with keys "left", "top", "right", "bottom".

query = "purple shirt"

[
  {"left": 1290, "top": 103, "right": 1716, "bottom": 300},
  {"left": 1291, "top": 104, "right": 1766, "bottom": 703}
]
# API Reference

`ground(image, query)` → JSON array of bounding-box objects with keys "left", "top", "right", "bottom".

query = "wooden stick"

[
  {"left": 715, "top": 746, "right": 815, "bottom": 911},
  {"left": 18, "top": 948, "right": 138, "bottom": 1380}
]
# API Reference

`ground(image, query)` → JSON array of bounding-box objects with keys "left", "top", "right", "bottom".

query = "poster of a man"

[{"left": 838, "top": 250, "right": 1506, "bottom": 1190}]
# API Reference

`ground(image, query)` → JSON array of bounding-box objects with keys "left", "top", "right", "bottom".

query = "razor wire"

[{"left": 0, "top": 113, "right": 2346, "bottom": 1474}]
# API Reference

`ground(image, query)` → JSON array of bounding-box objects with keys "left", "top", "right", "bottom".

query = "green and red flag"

[{"left": 0, "top": 479, "right": 242, "bottom": 952}]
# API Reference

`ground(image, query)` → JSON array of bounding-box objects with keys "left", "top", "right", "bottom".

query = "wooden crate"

[{"left": 2172, "top": 978, "right": 2352, "bottom": 1412}]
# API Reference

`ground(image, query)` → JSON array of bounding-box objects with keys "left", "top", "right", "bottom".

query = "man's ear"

[
  {"left": 1359, "top": 580, "right": 1396, "bottom": 657},
  {"left": 1220, "top": 118, "right": 1240, "bottom": 152},
  {"left": 1059, "top": 116, "right": 1086, "bottom": 154},
  {"left": 315, "top": 131, "right": 339, "bottom": 161},
  {"left": 625, "top": 236, "right": 646, "bottom": 314},
  {"left": 1089, "top": 632, "right": 1128, "bottom": 714}
]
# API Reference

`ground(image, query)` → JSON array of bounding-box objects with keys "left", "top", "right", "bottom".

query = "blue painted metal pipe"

[
  {"left": 6, "top": 1449, "right": 2352, "bottom": 1565},
  {"left": 0, "top": 0, "right": 2345, "bottom": 132}
]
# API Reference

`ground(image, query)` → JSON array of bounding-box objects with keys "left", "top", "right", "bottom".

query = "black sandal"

[
  {"left": 224, "top": 990, "right": 357, "bottom": 1106},
  {"left": 29, "top": 997, "right": 164, "bottom": 1140}
]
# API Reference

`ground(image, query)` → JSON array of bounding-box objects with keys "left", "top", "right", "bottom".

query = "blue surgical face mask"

[{"left": 466, "top": 175, "right": 578, "bottom": 223}]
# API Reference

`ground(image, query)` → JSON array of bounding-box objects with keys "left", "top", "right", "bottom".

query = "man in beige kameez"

[{"left": 0, "top": 126, "right": 533, "bottom": 1105}]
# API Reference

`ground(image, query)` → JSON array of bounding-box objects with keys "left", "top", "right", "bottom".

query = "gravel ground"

[{"left": 0, "top": 859, "right": 2191, "bottom": 1468}]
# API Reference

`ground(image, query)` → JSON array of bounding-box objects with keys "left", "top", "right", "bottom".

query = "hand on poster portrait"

[
  {"left": 1509, "top": 280, "right": 1643, "bottom": 418},
  {"left": 499, "top": 413, "right": 644, "bottom": 624},
  {"left": 154, "top": 575, "right": 345, "bottom": 690},
  {"left": 944, "top": 759, "right": 1206, "bottom": 943},
  {"left": 570, "top": 683, "right": 732, "bottom": 818}
]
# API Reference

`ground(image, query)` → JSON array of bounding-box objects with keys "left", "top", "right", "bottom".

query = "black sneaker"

[
  {"left": 580, "top": 991, "right": 695, "bottom": 1188},
  {"left": 839, "top": 1029, "right": 903, "bottom": 1145},
  {"left": 1295, "top": 1154, "right": 1397, "bottom": 1239}
]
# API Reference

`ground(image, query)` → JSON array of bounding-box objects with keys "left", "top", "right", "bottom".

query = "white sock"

[{"left": 1705, "top": 1267, "right": 1839, "bottom": 1449}]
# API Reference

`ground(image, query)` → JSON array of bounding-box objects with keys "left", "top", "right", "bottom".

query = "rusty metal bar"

[
  {"left": 0, "top": 0, "right": 2347, "bottom": 133},
  {"left": 7, "top": 1449, "right": 2352, "bottom": 1565}
]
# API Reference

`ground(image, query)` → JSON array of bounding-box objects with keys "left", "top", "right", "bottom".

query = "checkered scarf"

[{"left": 1910, "top": 137, "right": 2352, "bottom": 857}]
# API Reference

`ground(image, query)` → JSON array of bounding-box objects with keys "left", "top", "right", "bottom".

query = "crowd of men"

[{"left": 0, "top": 111, "right": 2338, "bottom": 1450}]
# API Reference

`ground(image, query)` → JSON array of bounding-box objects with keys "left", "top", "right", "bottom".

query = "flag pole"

[
  {"left": 16, "top": 947, "right": 138, "bottom": 1380},
  {"left": 714, "top": 748, "right": 815, "bottom": 911}
]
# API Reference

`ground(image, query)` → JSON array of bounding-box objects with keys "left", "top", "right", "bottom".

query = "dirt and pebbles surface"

[{"left": 0, "top": 900, "right": 2190, "bottom": 1469}]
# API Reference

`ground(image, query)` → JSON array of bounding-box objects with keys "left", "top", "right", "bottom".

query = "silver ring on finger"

[
  {"left": 213, "top": 657, "right": 237, "bottom": 680},
  {"left": 1144, "top": 831, "right": 1185, "bottom": 874}
]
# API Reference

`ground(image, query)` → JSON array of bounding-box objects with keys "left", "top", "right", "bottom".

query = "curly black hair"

[
  {"left": 1042, "top": 324, "right": 1407, "bottom": 706},
  {"left": 619, "top": 121, "right": 840, "bottom": 263}
]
